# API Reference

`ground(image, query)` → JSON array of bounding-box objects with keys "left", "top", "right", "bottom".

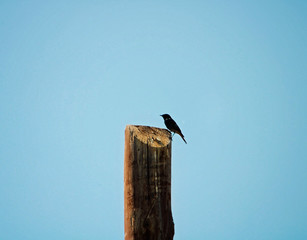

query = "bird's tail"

[{"left": 178, "top": 133, "right": 187, "bottom": 144}]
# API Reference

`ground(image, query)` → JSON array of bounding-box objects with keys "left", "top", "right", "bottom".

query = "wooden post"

[{"left": 124, "top": 125, "right": 174, "bottom": 240}]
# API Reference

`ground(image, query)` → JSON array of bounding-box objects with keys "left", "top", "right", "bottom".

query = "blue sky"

[{"left": 0, "top": 1, "right": 306, "bottom": 239}]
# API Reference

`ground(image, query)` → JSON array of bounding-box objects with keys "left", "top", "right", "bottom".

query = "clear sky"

[{"left": 0, "top": 1, "right": 306, "bottom": 239}]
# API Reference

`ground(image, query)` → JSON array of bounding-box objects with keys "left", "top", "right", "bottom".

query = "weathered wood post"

[{"left": 124, "top": 125, "right": 174, "bottom": 240}]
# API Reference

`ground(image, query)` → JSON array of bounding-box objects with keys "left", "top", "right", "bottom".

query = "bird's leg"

[
  {"left": 170, "top": 132, "right": 175, "bottom": 141},
  {"left": 168, "top": 132, "right": 174, "bottom": 141}
]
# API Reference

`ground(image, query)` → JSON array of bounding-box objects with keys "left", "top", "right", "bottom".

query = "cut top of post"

[{"left": 125, "top": 125, "right": 171, "bottom": 147}]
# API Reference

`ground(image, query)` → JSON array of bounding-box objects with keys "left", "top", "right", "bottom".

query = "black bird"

[{"left": 160, "top": 114, "right": 187, "bottom": 144}]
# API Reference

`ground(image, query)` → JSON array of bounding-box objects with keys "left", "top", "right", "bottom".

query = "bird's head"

[{"left": 160, "top": 114, "right": 171, "bottom": 120}]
